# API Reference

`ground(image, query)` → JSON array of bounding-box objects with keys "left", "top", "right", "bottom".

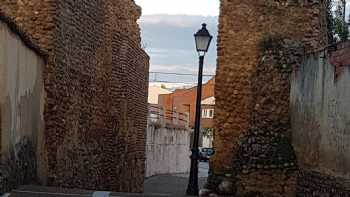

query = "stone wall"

[
  {"left": 211, "top": 0, "right": 327, "bottom": 195},
  {"left": 0, "top": 0, "right": 141, "bottom": 52},
  {"left": 0, "top": 0, "right": 55, "bottom": 52},
  {"left": 1, "top": 0, "right": 149, "bottom": 193},
  {"left": 145, "top": 124, "right": 191, "bottom": 177},
  {"left": 291, "top": 48, "right": 350, "bottom": 196}
]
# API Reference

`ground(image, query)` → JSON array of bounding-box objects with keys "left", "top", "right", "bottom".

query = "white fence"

[{"left": 145, "top": 105, "right": 191, "bottom": 177}]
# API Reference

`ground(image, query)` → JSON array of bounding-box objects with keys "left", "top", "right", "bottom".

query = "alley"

[
  {"left": 2, "top": 0, "right": 350, "bottom": 196},
  {"left": 144, "top": 162, "right": 209, "bottom": 196},
  {"left": 7, "top": 163, "right": 209, "bottom": 197}
]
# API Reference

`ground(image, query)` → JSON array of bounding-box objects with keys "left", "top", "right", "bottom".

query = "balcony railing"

[{"left": 148, "top": 104, "right": 189, "bottom": 128}]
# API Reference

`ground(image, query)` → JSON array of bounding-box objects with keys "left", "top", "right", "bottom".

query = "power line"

[
  {"left": 149, "top": 71, "right": 215, "bottom": 77},
  {"left": 149, "top": 80, "right": 196, "bottom": 84},
  {"left": 149, "top": 71, "right": 215, "bottom": 84}
]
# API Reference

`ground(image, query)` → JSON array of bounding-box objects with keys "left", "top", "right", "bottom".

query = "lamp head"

[{"left": 194, "top": 23, "right": 213, "bottom": 56}]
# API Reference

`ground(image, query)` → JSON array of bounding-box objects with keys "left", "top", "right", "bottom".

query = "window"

[{"left": 202, "top": 109, "right": 214, "bottom": 118}]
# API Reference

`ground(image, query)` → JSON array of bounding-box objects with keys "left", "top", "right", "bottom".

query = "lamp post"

[{"left": 186, "top": 23, "right": 213, "bottom": 196}]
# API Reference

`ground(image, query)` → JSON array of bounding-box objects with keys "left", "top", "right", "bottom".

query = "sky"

[
  {"left": 135, "top": 0, "right": 220, "bottom": 85},
  {"left": 135, "top": 0, "right": 219, "bottom": 16}
]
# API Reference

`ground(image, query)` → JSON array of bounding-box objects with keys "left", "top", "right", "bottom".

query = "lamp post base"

[
  {"left": 186, "top": 187, "right": 199, "bottom": 196},
  {"left": 186, "top": 148, "right": 200, "bottom": 196}
]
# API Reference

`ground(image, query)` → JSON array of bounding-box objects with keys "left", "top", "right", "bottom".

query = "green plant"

[
  {"left": 334, "top": 2, "right": 349, "bottom": 41},
  {"left": 326, "top": 0, "right": 335, "bottom": 43},
  {"left": 202, "top": 127, "right": 214, "bottom": 138},
  {"left": 326, "top": 0, "right": 349, "bottom": 42}
]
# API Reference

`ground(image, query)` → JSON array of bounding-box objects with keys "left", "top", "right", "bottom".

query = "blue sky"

[{"left": 135, "top": 1, "right": 220, "bottom": 84}]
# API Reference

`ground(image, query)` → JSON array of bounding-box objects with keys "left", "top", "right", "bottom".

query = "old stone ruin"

[
  {"left": 207, "top": 0, "right": 350, "bottom": 196},
  {"left": 0, "top": 0, "right": 149, "bottom": 194}
]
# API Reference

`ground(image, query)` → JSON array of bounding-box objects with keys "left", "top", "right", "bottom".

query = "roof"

[
  {"left": 201, "top": 96, "right": 215, "bottom": 105},
  {"left": 0, "top": 9, "right": 47, "bottom": 59}
]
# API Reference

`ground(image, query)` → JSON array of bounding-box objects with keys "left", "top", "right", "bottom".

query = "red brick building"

[
  {"left": 158, "top": 78, "right": 215, "bottom": 129},
  {"left": 201, "top": 96, "right": 215, "bottom": 129}
]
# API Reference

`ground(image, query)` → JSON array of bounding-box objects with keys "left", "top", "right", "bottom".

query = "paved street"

[
  {"left": 144, "top": 162, "right": 209, "bottom": 196},
  {"left": 8, "top": 162, "right": 209, "bottom": 197}
]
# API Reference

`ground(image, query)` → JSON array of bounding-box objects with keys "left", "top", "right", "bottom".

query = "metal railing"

[{"left": 148, "top": 104, "right": 189, "bottom": 128}]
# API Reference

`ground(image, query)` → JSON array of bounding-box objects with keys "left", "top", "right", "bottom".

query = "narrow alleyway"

[
  {"left": 144, "top": 162, "right": 209, "bottom": 196},
  {"left": 8, "top": 163, "right": 209, "bottom": 197}
]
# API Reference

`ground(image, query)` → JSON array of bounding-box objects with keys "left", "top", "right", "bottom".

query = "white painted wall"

[
  {"left": 148, "top": 85, "right": 172, "bottom": 104},
  {"left": 0, "top": 20, "right": 45, "bottom": 173},
  {"left": 145, "top": 125, "right": 191, "bottom": 177},
  {"left": 291, "top": 54, "right": 350, "bottom": 179},
  {"left": 202, "top": 136, "right": 213, "bottom": 148}
]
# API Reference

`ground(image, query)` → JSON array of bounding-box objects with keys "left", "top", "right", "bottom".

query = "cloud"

[
  {"left": 139, "top": 14, "right": 218, "bottom": 28},
  {"left": 135, "top": 0, "right": 219, "bottom": 16},
  {"left": 150, "top": 64, "right": 216, "bottom": 75},
  {"left": 150, "top": 64, "right": 198, "bottom": 73},
  {"left": 149, "top": 64, "right": 215, "bottom": 84},
  {"left": 139, "top": 14, "right": 218, "bottom": 82},
  {"left": 147, "top": 48, "right": 191, "bottom": 55}
]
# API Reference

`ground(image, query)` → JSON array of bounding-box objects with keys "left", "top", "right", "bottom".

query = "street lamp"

[{"left": 186, "top": 23, "right": 213, "bottom": 196}]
